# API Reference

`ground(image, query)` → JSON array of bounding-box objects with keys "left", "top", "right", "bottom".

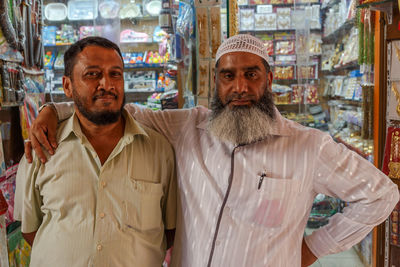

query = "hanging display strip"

[
  {"left": 194, "top": 0, "right": 221, "bottom": 106},
  {"left": 389, "top": 200, "right": 400, "bottom": 247},
  {"left": 390, "top": 40, "right": 400, "bottom": 80},
  {"left": 384, "top": 40, "right": 400, "bottom": 180}
]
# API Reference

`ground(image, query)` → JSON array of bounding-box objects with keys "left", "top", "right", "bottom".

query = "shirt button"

[
  {"left": 101, "top": 181, "right": 107, "bottom": 188},
  {"left": 99, "top": 212, "right": 105, "bottom": 218},
  {"left": 216, "top": 240, "right": 221, "bottom": 246},
  {"left": 97, "top": 244, "right": 102, "bottom": 251}
]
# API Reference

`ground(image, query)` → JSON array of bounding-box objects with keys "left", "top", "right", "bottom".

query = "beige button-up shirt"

[
  {"left": 55, "top": 103, "right": 399, "bottom": 267},
  {"left": 14, "top": 110, "right": 177, "bottom": 267}
]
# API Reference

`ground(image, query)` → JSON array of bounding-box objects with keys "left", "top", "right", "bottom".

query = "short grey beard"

[{"left": 208, "top": 106, "right": 275, "bottom": 145}]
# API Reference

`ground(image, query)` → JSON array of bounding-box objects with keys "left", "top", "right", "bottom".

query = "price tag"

[{"left": 257, "top": 5, "right": 272, "bottom": 14}]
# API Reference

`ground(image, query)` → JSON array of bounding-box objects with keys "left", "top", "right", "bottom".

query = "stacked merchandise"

[
  {"left": 43, "top": 0, "right": 180, "bottom": 106},
  {"left": 320, "top": 0, "right": 375, "bottom": 163}
]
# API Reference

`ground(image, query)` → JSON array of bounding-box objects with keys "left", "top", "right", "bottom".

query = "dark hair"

[
  {"left": 215, "top": 57, "right": 271, "bottom": 73},
  {"left": 64, "top": 36, "right": 124, "bottom": 78}
]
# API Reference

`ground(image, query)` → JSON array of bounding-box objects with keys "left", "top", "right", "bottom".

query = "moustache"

[
  {"left": 92, "top": 91, "right": 118, "bottom": 101},
  {"left": 225, "top": 93, "right": 256, "bottom": 105}
]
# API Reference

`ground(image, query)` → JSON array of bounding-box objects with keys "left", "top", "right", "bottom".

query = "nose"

[
  {"left": 98, "top": 75, "right": 115, "bottom": 91},
  {"left": 233, "top": 75, "right": 248, "bottom": 94}
]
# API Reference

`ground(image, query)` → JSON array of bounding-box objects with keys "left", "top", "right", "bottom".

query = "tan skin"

[
  {"left": 25, "top": 51, "right": 315, "bottom": 265},
  {"left": 215, "top": 52, "right": 273, "bottom": 108},
  {"left": 23, "top": 45, "right": 175, "bottom": 249},
  {"left": 63, "top": 46, "right": 126, "bottom": 165}
]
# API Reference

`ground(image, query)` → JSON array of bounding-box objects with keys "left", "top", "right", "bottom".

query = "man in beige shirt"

[{"left": 14, "top": 37, "right": 176, "bottom": 267}]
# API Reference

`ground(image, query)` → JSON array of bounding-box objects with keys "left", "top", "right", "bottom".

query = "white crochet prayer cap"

[{"left": 215, "top": 34, "right": 270, "bottom": 64}]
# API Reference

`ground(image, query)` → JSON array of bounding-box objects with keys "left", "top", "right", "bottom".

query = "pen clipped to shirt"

[{"left": 258, "top": 171, "right": 267, "bottom": 190}]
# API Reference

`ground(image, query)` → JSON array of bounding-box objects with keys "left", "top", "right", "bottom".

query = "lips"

[
  {"left": 93, "top": 93, "right": 117, "bottom": 101},
  {"left": 230, "top": 99, "right": 252, "bottom": 105}
]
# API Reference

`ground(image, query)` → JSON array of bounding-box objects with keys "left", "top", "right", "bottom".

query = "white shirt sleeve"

[
  {"left": 125, "top": 104, "right": 209, "bottom": 145},
  {"left": 305, "top": 133, "right": 399, "bottom": 257}
]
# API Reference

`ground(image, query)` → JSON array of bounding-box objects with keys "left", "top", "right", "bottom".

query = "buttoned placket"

[{"left": 91, "top": 134, "right": 134, "bottom": 263}]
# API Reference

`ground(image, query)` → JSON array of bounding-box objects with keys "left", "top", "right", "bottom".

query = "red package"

[
  {"left": 305, "top": 84, "right": 319, "bottom": 104},
  {"left": 382, "top": 127, "right": 400, "bottom": 179}
]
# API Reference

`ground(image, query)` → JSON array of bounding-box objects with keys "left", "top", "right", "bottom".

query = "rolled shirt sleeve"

[
  {"left": 305, "top": 133, "right": 399, "bottom": 258},
  {"left": 14, "top": 156, "right": 43, "bottom": 233},
  {"left": 52, "top": 102, "right": 74, "bottom": 121}
]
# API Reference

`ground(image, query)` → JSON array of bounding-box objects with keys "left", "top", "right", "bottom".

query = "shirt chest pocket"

[
  {"left": 231, "top": 177, "right": 301, "bottom": 229},
  {"left": 123, "top": 178, "right": 164, "bottom": 232}
]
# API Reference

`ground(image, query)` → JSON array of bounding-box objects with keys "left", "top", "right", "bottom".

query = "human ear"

[
  {"left": 62, "top": 76, "right": 73, "bottom": 98},
  {"left": 267, "top": 71, "right": 273, "bottom": 91}
]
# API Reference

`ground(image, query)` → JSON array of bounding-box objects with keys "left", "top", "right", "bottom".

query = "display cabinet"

[{"left": 42, "top": 0, "right": 179, "bottom": 106}]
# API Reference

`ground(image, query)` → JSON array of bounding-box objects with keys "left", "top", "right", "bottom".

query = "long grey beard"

[{"left": 208, "top": 106, "right": 275, "bottom": 145}]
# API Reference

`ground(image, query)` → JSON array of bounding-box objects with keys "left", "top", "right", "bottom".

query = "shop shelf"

[
  {"left": 273, "top": 78, "right": 319, "bottom": 82},
  {"left": 44, "top": 63, "right": 167, "bottom": 71},
  {"left": 357, "top": 0, "right": 394, "bottom": 8},
  {"left": 121, "top": 16, "right": 159, "bottom": 22},
  {"left": 0, "top": 102, "right": 23, "bottom": 108},
  {"left": 322, "top": 18, "right": 356, "bottom": 43},
  {"left": 239, "top": 28, "right": 321, "bottom": 34},
  {"left": 238, "top": 2, "right": 321, "bottom": 8},
  {"left": 125, "top": 63, "right": 165, "bottom": 69},
  {"left": 329, "top": 98, "right": 362, "bottom": 105},
  {"left": 44, "top": 43, "right": 72, "bottom": 48},
  {"left": 321, "top": 60, "right": 359, "bottom": 74}
]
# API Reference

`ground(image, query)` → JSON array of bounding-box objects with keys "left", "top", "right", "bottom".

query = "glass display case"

[{"left": 42, "top": 0, "right": 181, "bottom": 108}]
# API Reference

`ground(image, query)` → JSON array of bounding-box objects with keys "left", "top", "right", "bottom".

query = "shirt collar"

[
  {"left": 58, "top": 108, "right": 149, "bottom": 143},
  {"left": 196, "top": 106, "right": 293, "bottom": 137}
]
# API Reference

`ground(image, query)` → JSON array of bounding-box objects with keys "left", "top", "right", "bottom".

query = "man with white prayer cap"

[{"left": 25, "top": 34, "right": 399, "bottom": 267}]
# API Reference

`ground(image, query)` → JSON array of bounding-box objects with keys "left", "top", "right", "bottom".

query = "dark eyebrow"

[
  {"left": 85, "top": 65, "right": 123, "bottom": 71},
  {"left": 244, "top": 66, "right": 262, "bottom": 72},
  {"left": 218, "top": 66, "right": 262, "bottom": 73},
  {"left": 218, "top": 68, "right": 233, "bottom": 74}
]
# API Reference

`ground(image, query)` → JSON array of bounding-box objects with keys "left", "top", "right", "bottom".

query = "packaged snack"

[
  {"left": 297, "top": 64, "right": 317, "bottom": 80},
  {"left": 79, "top": 26, "right": 103, "bottom": 40},
  {"left": 257, "top": 34, "right": 274, "bottom": 56},
  {"left": 44, "top": 50, "right": 56, "bottom": 69},
  {"left": 272, "top": 84, "right": 292, "bottom": 104},
  {"left": 273, "top": 65, "right": 295, "bottom": 80},
  {"left": 291, "top": 84, "right": 305, "bottom": 104},
  {"left": 305, "top": 84, "right": 319, "bottom": 104},
  {"left": 240, "top": 9, "right": 255, "bottom": 31},
  {"left": 54, "top": 52, "right": 64, "bottom": 70},
  {"left": 391, "top": 233, "right": 399, "bottom": 246},
  {"left": 120, "top": 30, "right": 150, "bottom": 43},
  {"left": 275, "top": 40, "right": 295, "bottom": 55},
  {"left": 264, "top": 13, "right": 277, "bottom": 31},
  {"left": 276, "top": 8, "right": 291, "bottom": 30},
  {"left": 43, "top": 26, "right": 57, "bottom": 46}
]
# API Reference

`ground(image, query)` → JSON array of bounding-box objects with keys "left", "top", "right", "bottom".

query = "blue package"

[{"left": 43, "top": 26, "right": 58, "bottom": 46}]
